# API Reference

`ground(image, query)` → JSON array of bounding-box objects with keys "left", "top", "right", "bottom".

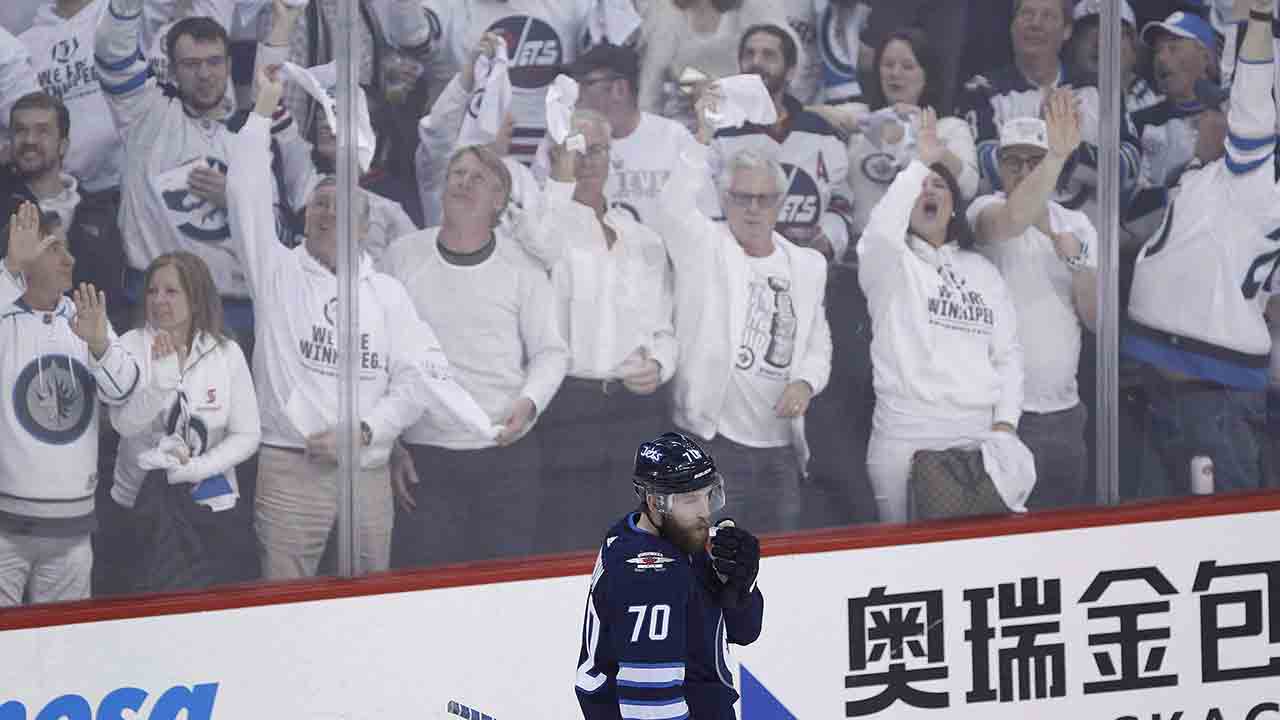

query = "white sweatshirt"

[
  {"left": 0, "top": 25, "right": 39, "bottom": 138},
  {"left": 110, "top": 328, "right": 261, "bottom": 510},
  {"left": 227, "top": 113, "right": 490, "bottom": 467},
  {"left": 857, "top": 160, "right": 1024, "bottom": 436},
  {"left": 0, "top": 264, "right": 139, "bottom": 534},
  {"left": 96, "top": 0, "right": 294, "bottom": 298},
  {"left": 21, "top": 0, "right": 124, "bottom": 193},
  {"left": 379, "top": 228, "right": 570, "bottom": 450}
]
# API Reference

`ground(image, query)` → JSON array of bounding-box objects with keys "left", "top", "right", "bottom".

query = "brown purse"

[{"left": 908, "top": 447, "right": 1011, "bottom": 521}]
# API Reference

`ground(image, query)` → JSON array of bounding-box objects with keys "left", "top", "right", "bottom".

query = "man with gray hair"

[
  {"left": 650, "top": 94, "right": 832, "bottom": 535},
  {"left": 530, "top": 108, "right": 677, "bottom": 553}
]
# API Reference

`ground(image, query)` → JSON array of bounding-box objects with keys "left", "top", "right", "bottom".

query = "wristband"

[{"left": 1250, "top": 9, "right": 1272, "bottom": 22}]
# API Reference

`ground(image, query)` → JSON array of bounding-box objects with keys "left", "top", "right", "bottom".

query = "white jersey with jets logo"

[
  {"left": 1127, "top": 58, "right": 1280, "bottom": 389},
  {"left": 709, "top": 95, "right": 852, "bottom": 258},
  {"left": 21, "top": 0, "right": 123, "bottom": 193},
  {"left": 422, "top": 0, "right": 591, "bottom": 164}
]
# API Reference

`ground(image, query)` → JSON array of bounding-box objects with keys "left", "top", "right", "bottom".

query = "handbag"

[{"left": 908, "top": 447, "right": 1011, "bottom": 521}]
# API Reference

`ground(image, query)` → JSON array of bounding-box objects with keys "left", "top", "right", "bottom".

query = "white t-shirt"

[
  {"left": 969, "top": 193, "right": 1097, "bottom": 414},
  {"left": 717, "top": 246, "right": 794, "bottom": 448}
]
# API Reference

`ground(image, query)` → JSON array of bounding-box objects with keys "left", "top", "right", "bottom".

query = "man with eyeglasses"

[
  {"left": 95, "top": 0, "right": 302, "bottom": 351},
  {"left": 528, "top": 109, "right": 677, "bottom": 554},
  {"left": 707, "top": 23, "right": 853, "bottom": 262},
  {"left": 649, "top": 90, "right": 832, "bottom": 536},
  {"left": 532, "top": 43, "right": 699, "bottom": 229},
  {"left": 968, "top": 94, "right": 1099, "bottom": 510}
]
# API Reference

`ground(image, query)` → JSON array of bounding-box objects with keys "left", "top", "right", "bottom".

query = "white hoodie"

[
  {"left": 0, "top": 263, "right": 139, "bottom": 535},
  {"left": 0, "top": 25, "right": 39, "bottom": 139},
  {"left": 857, "top": 160, "right": 1024, "bottom": 437},
  {"left": 227, "top": 113, "right": 493, "bottom": 466},
  {"left": 21, "top": 0, "right": 123, "bottom": 192}
]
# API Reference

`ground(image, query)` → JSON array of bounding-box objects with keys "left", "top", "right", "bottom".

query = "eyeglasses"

[
  {"left": 997, "top": 153, "right": 1045, "bottom": 173},
  {"left": 725, "top": 190, "right": 782, "bottom": 209},
  {"left": 175, "top": 56, "right": 228, "bottom": 73}
]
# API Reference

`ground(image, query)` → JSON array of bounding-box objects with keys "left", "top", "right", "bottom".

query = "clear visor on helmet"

[{"left": 652, "top": 473, "right": 726, "bottom": 516}]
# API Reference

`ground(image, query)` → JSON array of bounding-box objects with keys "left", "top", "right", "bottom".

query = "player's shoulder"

[{"left": 603, "top": 513, "right": 691, "bottom": 580}]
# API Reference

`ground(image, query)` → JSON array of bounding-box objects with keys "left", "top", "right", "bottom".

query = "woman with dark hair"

[
  {"left": 856, "top": 109, "right": 1023, "bottom": 523},
  {"left": 843, "top": 27, "right": 978, "bottom": 243},
  {"left": 108, "top": 251, "right": 262, "bottom": 590}
]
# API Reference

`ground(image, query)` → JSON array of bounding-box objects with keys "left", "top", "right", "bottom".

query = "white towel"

[
  {"left": 457, "top": 37, "right": 513, "bottom": 148},
  {"left": 979, "top": 431, "right": 1037, "bottom": 513},
  {"left": 704, "top": 74, "right": 778, "bottom": 130},
  {"left": 587, "top": 0, "right": 643, "bottom": 45},
  {"left": 545, "top": 75, "right": 585, "bottom": 152},
  {"left": 281, "top": 61, "right": 376, "bottom": 173},
  {"left": 138, "top": 434, "right": 190, "bottom": 472}
]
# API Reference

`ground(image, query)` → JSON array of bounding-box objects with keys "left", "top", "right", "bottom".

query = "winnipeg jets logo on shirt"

[
  {"left": 38, "top": 37, "right": 98, "bottom": 102},
  {"left": 14, "top": 355, "right": 95, "bottom": 445},
  {"left": 158, "top": 157, "right": 231, "bottom": 243},
  {"left": 487, "top": 15, "right": 564, "bottom": 89},
  {"left": 928, "top": 265, "right": 995, "bottom": 334},
  {"left": 777, "top": 162, "right": 822, "bottom": 233},
  {"left": 627, "top": 552, "right": 676, "bottom": 572}
]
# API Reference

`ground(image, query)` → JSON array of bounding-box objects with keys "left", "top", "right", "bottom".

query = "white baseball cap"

[
  {"left": 1072, "top": 0, "right": 1136, "bottom": 29},
  {"left": 999, "top": 117, "right": 1049, "bottom": 153}
]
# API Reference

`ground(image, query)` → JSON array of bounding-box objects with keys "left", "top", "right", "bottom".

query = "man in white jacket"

[
  {"left": 227, "top": 68, "right": 489, "bottom": 579},
  {"left": 651, "top": 93, "right": 831, "bottom": 535},
  {"left": 969, "top": 95, "right": 1098, "bottom": 510},
  {"left": 0, "top": 203, "right": 139, "bottom": 604}
]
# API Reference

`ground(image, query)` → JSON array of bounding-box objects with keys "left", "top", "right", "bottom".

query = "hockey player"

[
  {"left": 1123, "top": 0, "right": 1278, "bottom": 497},
  {"left": 708, "top": 23, "right": 852, "bottom": 262},
  {"left": 576, "top": 431, "right": 764, "bottom": 720}
]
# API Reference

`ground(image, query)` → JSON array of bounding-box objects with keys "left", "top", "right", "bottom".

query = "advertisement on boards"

[{"left": 0, "top": 510, "right": 1277, "bottom": 719}]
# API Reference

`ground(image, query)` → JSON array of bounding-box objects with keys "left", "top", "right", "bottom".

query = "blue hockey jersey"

[{"left": 575, "top": 513, "right": 764, "bottom": 720}]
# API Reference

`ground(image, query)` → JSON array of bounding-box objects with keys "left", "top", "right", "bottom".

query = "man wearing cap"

[
  {"left": 533, "top": 43, "right": 700, "bottom": 230},
  {"left": 957, "top": 0, "right": 1141, "bottom": 229},
  {"left": 1131, "top": 9, "right": 1221, "bottom": 194},
  {"left": 1068, "top": 0, "right": 1160, "bottom": 116},
  {"left": 969, "top": 92, "right": 1099, "bottom": 510},
  {"left": 1122, "top": 0, "right": 1277, "bottom": 498}
]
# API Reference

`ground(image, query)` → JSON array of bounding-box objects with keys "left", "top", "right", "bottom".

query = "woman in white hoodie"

[
  {"left": 109, "top": 251, "right": 261, "bottom": 590},
  {"left": 857, "top": 108, "right": 1024, "bottom": 523}
]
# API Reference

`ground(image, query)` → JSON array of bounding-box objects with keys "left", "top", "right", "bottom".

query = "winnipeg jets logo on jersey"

[
  {"left": 14, "top": 355, "right": 95, "bottom": 445},
  {"left": 777, "top": 162, "right": 822, "bottom": 232},
  {"left": 627, "top": 551, "right": 676, "bottom": 572},
  {"left": 158, "top": 157, "right": 231, "bottom": 243},
  {"left": 487, "top": 15, "right": 563, "bottom": 90}
]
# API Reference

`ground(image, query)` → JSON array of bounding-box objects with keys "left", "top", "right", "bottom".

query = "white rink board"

[{"left": 1, "top": 510, "right": 1278, "bottom": 719}]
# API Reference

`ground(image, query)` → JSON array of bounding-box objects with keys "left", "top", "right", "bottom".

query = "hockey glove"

[{"left": 709, "top": 520, "right": 759, "bottom": 608}]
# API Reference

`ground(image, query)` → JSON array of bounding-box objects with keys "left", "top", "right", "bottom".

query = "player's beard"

[{"left": 662, "top": 516, "right": 711, "bottom": 555}]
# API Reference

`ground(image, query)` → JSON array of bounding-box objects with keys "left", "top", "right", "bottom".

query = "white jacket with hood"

[{"left": 227, "top": 112, "right": 491, "bottom": 467}]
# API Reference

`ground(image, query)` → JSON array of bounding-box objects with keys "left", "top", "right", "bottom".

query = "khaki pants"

[
  {"left": 0, "top": 532, "right": 91, "bottom": 606},
  {"left": 254, "top": 446, "right": 392, "bottom": 580}
]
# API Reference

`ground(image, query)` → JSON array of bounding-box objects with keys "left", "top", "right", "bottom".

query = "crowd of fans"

[{"left": 0, "top": 0, "right": 1276, "bottom": 607}]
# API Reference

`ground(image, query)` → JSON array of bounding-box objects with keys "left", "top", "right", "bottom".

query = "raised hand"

[
  {"left": 916, "top": 107, "right": 944, "bottom": 167},
  {"left": 1045, "top": 89, "right": 1082, "bottom": 160},
  {"left": 462, "top": 32, "right": 503, "bottom": 92},
  {"left": 71, "top": 282, "right": 110, "bottom": 358},
  {"left": 254, "top": 63, "right": 285, "bottom": 118},
  {"left": 692, "top": 84, "right": 722, "bottom": 146},
  {"left": 5, "top": 202, "right": 54, "bottom": 276}
]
